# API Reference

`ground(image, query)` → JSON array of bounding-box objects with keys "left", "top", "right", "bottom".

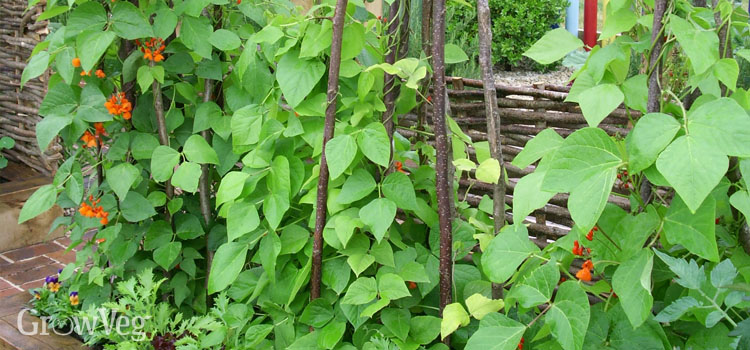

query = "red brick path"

[{"left": 0, "top": 238, "right": 76, "bottom": 298}]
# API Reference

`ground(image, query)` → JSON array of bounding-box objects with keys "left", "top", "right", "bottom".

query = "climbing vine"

[{"left": 17, "top": 0, "right": 750, "bottom": 348}]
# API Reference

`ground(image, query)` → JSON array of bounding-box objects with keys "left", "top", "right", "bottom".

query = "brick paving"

[{"left": 0, "top": 237, "right": 75, "bottom": 298}]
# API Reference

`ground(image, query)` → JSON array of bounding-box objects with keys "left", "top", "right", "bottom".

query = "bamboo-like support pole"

[
  {"left": 476, "top": 0, "right": 505, "bottom": 299},
  {"left": 431, "top": 0, "right": 453, "bottom": 341},
  {"left": 311, "top": 0, "right": 348, "bottom": 301}
]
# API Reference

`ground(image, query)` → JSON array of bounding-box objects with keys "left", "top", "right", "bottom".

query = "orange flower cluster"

[
  {"left": 394, "top": 161, "right": 408, "bottom": 174},
  {"left": 94, "top": 122, "right": 107, "bottom": 137},
  {"left": 137, "top": 38, "right": 165, "bottom": 62},
  {"left": 572, "top": 240, "right": 583, "bottom": 256},
  {"left": 407, "top": 281, "right": 417, "bottom": 289},
  {"left": 72, "top": 58, "right": 81, "bottom": 67},
  {"left": 576, "top": 260, "right": 594, "bottom": 282},
  {"left": 95, "top": 69, "right": 106, "bottom": 78},
  {"left": 81, "top": 70, "right": 91, "bottom": 76},
  {"left": 79, "top": 195, "right": 109, "bottom": 225},
  {"left": 105, "top": 92, "right": 132, "bottom": 120},
  {"left": 586, "top": 226, "right": 597, "bottom": 241},
  {"left": 572, "top": 240, "right": 591, "bottom": 256},
  {"left": 517, "top": 337, "right": 525, "bottom": 350},
  {"left": 96, "top": 238, "right": 106, "bottom": 244},
  {"left": 81, "top": 123, "right": 108, "bottom": 148},
  {"left": 81, "top": 131, "right": 97, "bottom": 148}
]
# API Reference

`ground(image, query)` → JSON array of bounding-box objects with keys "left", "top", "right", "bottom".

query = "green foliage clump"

[
  {"left": 446, "top": 0, "right": 568, "bottom": 71},
  {"left": 0, "top": 136, "right": 14, "bottom": 169}
]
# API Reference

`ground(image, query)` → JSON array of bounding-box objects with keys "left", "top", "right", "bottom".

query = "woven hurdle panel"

[
  {"left": 399, "top": 77, "right": 638, "bottom": 245},
  {"left": 0, "top": 0, "right": 62, "bottom": 176}
]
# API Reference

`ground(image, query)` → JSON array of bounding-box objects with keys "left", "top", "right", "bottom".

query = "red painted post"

[{"left": 583, "top": 0, "right": 597, "bottom": 50}]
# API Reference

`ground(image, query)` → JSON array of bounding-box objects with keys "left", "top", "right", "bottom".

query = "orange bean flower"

[
  {"left": 572, "top": 240, "right": 583, "bottom": 256},
  {"left": 79, "top": 195, "right": 109, "bottom": 225},
  {"left": 575, "top": 267, "right": 591, "bottom": 282},
  {"left": 72, "top": 58, "right": 81, "bottom": 67},
  {"left": 94, "top": 122, "right": 107, "bottom": 137},
  {"left": 95, "top": 69, "right": 106, "bottom": 78},
  {"left": 80, "top": 131, "right": 97, "bottom": 148},
  {"left": 104, "top": 92, "right": 132, "bottom": 120},
  {"left": 140, "top": 38, "right": 165, "bottom": 62}
]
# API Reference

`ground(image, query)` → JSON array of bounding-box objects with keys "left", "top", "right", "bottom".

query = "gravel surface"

[{"left": 494, "top": 66, "right": 576, "bottom": 87}]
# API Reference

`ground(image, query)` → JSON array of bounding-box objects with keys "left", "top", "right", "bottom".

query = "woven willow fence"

[
  {"left": 0, "top": 0, "right": 62, "bottom": 176},
  {"left": 399, "top": 77, "right": 639, "bottom": 246}
]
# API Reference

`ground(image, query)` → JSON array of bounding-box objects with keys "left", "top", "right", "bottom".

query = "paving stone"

[
  {"left": 2, "top": 243, "right": 63, "bottom": 262},
  {"left": 53, "top": 236, "right": 72, "bottom": 247},
  {"left": 44, "top": 250, "right": 76, "bottom": 265},
  {"left": 0, "top": 279, "right": 13, "bottom": 291},
  {"left": 0, "top": 288, "right": 21, "bottom": 298},
  {"left": 0, "top": 257, "right": 53, "bottom": 279},
  {"left": 19, "top": 279, "right": 45, "bottom": 291},
  {"left": 5, "top": 263, "right": 63, "bottom": 286}
]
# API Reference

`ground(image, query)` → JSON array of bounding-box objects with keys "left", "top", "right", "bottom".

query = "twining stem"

[
  {"left": 526, "top": 304, "right": 551, "bottom": 328},
  {"left": 416, "top": 0, "right": 432, "bottom": 164},
  {"left": 647, "top": 0, "right": 667, "bottom": 114},
  {"left": 96, "top": 142, "right": 104, "bottom": 186},
  {"left": 150, "top": 60, "right": 174, "bottom": 218},
  {"left": 665, "top": 89, "right": 687, "bottom": 132},
  {"left": 431, "top": 0, "right": 453, "bottom": 337},
  {"left": 476, "top": 0, "right": 505, "bottom": 300},
  {"left": 200, "top": 78, "right": 214, "bottom": 291},
  {"left": 150, "top": 59, "right": 173, "bottom": 294},
  {"left": 199, "top": 6, "right": 217, "bottom": 297},
  {"left": 596, "top": 226, "right": 622, "bottom": 251},
  {"left": 311, "top": 0, "right": 348, "bottom": 301},
  {"left": 397, "top": 0, "right": 410, "bottom": 60},
  {"left": 382, "top": 0, "right": 400, "bottom": 146}
]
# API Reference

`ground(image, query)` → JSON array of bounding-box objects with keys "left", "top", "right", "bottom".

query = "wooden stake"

[
  {"left": 476, "top": 0, "right": 505, "bottom": 300},
  {"left": 311, "top": 0, "right": 349, "bottom": 300},
  {"left": 431, "top": 0, "right": 453, "bottom": 334}
]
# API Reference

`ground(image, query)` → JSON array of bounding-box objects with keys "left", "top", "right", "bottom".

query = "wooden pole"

[
  {"left": 431, "top": 0, "right": 453, "bottom": 335},
  {"left": 200, "top": 78, "right": 214, "bottom": 290},
  {"left": 199, "top": 7, "right": 218, "bottom": 296},
  {"left": 476, "top": 0, "right": 505, "bottom": 300},
  {"left": 311, "top": 0, "right": 349, "bottom": 301},
  {"left": 638, "top": 0, "right": 667, "bottom": 207}
]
